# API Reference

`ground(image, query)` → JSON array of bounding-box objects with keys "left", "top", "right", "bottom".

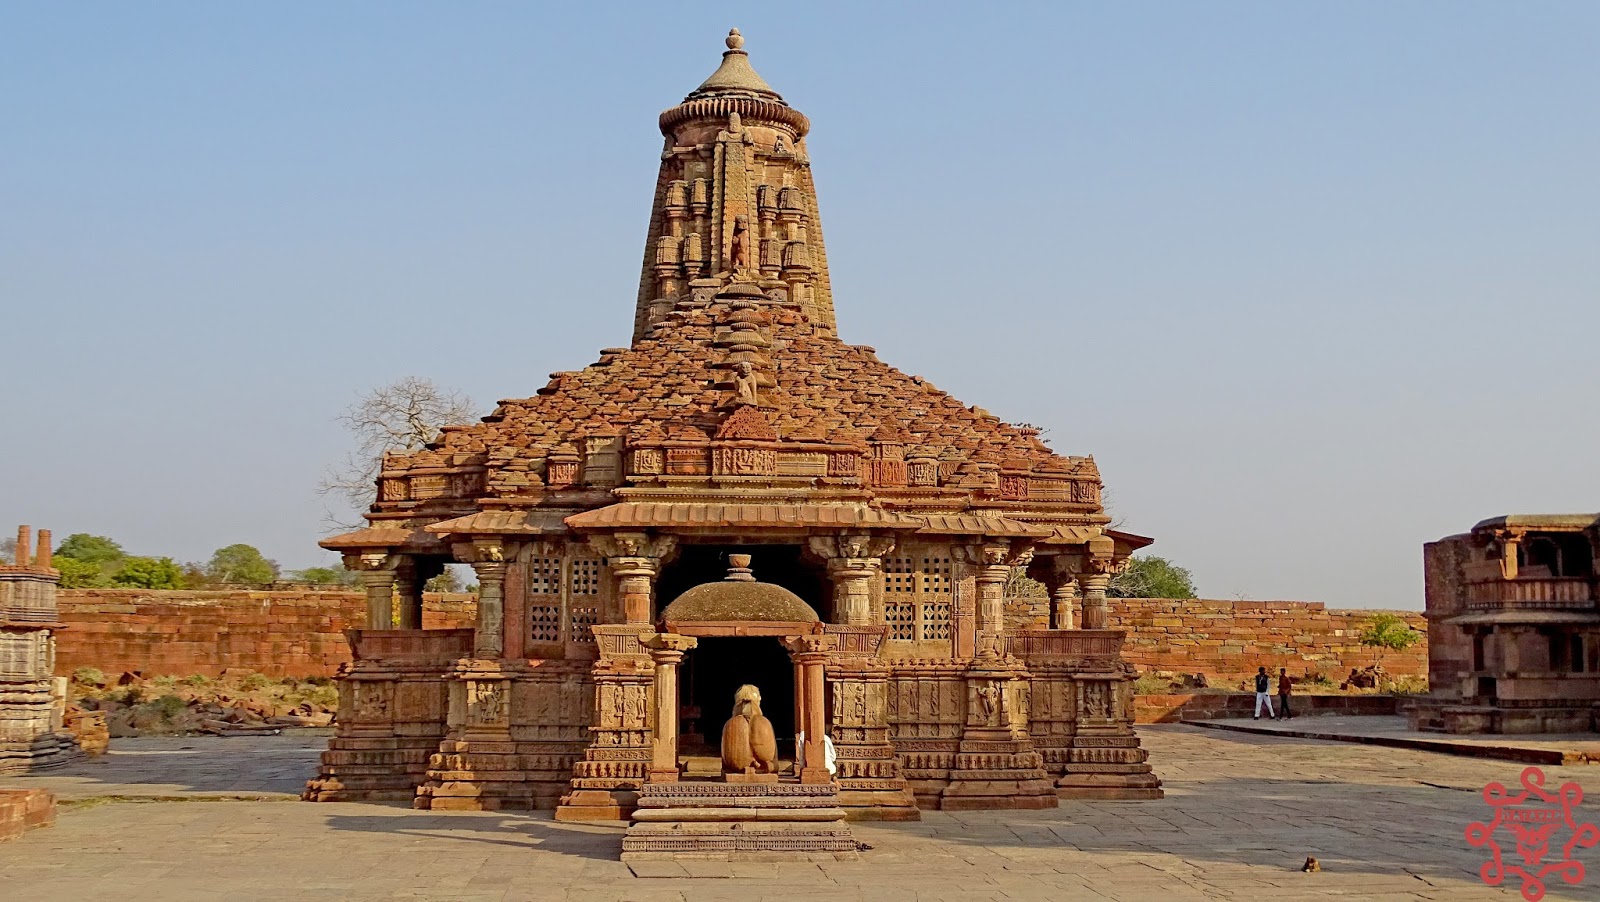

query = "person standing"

[
  {"left": 1277, "top": 667, "right": 1294, "bottom": 720},
  {"left": 1253, "top": 666, "right": 1276, "bottom": 720}
]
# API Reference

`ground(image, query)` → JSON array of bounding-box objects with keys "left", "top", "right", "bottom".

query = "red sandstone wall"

[
  {"left": 52, "top": 590, "right": 1427, "bottom": 682},
  {"left": 54, "top": 589, "right": 475, "bottom": 678},
  {"left": 1108, "top": 599, "right": 1428, "bottom": 681}
]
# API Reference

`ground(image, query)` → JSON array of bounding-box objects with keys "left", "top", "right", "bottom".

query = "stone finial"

[
  {"left": 36, "top": 529, "right": 52, "bottom": 568},
  {"left": 726, "top": 554, "right": 755, "bottom": 581},
  {"left": 726, "top": 27, "right": 744, "bottom": 51},
  {"left": 15, "top": 525, "right": 30, "bottom": 567}
]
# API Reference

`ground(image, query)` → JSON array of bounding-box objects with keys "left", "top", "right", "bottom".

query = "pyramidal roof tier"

[{"left": 326, "top": 31, "right": 1143, "bottom": 558}]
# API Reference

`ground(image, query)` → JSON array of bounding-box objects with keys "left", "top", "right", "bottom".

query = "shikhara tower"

[{"left": 309, "top": 29, "right": 1161, "bottom": 822}]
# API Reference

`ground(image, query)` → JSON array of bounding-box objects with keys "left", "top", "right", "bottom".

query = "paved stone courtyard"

[{"left": 5, "top": 726, "right": 1599, "bottom": 901}]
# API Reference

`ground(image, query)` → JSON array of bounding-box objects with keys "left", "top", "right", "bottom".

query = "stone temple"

[
  {"left": 1415, "top": 513, "right": 1600, "bottom": 734},
  {"left": 306, "top": 30, "right": 1162, "bottom": 826}
]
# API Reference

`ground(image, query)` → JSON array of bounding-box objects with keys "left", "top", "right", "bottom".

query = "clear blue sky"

[{"left": 4, "top": 4, "right": 1597, "bottom": 608}]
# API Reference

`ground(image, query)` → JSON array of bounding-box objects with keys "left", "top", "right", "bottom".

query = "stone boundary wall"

[
  {"left": 52, "top": 590, "right": 1427, "bottom": 682},
  {"left": 1108, "top": 599, "right": 1427, "bottom": 683},
  {"left": 54, "top": 589, "right": 474, "bottom": 678},
  {"left": 1135, "top": 692, "right": 1403, "bottom": 724}
]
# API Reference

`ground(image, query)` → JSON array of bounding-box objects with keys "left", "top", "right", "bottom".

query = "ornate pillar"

[
  {"left": 394, "top": 561, "right": 422, "bottom": 630},
  {"left": 350, "top": 552, "right": 399, "bottom": 630},
  {"left": 808, "top": 534, "right": 894, "bottom": 625},
  {"left": 457, "top": 540, "right": 508, "bottom": 659},
  {"left": 642, "top": 633, "right": 696, "bottom": 783},
  {"left": 590, "top": 533, "right": 676, "bottom": 625},
  {"left": 784, "top": 634, "right": 836, "bottom": 785},
  {"left": 1080, "top": 572, "right": 1110, "bottom": 630},
  {"left": 975, "top": 544, "right": 1009, "bottom": 657},
  {"left": 1052, "top": 579, "right": 1078, "bottom": 630}
]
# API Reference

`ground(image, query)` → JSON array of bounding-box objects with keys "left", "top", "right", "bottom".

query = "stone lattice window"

[
  {"left": 883, "top": 551, "right": 953, "bottom": 642},
  {"left": 524, "top": 553, "right": 604, "bottom": 646},
  {"left": 883, "top": 556, "right": 916, "bottom": 641},
  {"left": 568, "top": 556, "right": 602, "bottom": 643},
  {"left": 918, "top": 555, "right": 953, "bottom": 640},
  {"left": 527, "top": 556, "right": 563, "bottom": 643}
]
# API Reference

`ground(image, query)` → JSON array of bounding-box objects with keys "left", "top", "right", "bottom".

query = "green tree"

[
  {"left": 425, "top": 568, "right": 464, "bottom": 593},
  {"left": 205, "top": 544, "right": 280, "bottom": 587},
  {"left": 290, "top": 565, "right": 360, "bottom": 587},
  {"left": 56, "top": 557, "right": 111, "bottom": 588},
  {"left": 110, "top": 556, "right": 185, "bottom": 589},
  {"left": 1358, "top": 613, "right": 1421, "bottom": 667},
  {"left": 54, "top": 534, "right": 127, "bottom": 566},
  {"left": 1108, "top": 555, "right": 1198, "bottom": 599}
]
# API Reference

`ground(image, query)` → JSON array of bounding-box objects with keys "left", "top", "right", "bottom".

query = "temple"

[
  {"left": 1414, "top": 513, "right": 1600, "bottom": 734},
  {"left": 1, "top": 526, "right": 80, "bottom": 774},
  {"left": 306, "top": 29, "right": 1162, "bottom": 825}
]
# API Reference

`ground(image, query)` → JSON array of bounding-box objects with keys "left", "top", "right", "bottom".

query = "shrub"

[
  {"left": 239, "top": 673, "right": 271, "bottom": 691},
  {"left": 71, "top": 667, "right": 105, "bottom": 687},
  {"left": 178, "top": 674, "right": 210, "bottom": 687},
  {"left": 150, "top": 695, "right": 188, "bottom": 719}
]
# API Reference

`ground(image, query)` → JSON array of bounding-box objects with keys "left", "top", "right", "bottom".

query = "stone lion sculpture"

[{"left": 720, "top": 683, "right": 778, "bottom": 774}]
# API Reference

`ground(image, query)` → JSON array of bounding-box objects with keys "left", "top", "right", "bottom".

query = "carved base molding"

[
  {"left": 414, "top": 738, "right": 587, "bottom": 810},
  {"left": 621, "top": 781, "right": 859, "bottom": 861}
]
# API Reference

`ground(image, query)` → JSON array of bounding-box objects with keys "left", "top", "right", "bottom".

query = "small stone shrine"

[
  {"left": 306, "top": 28, "right": 1163, "bottom": 825},
  {"left": 1415, "top": 513, "right": 1600, "bottom": 733},
  {"left": 1, "top": 526, "right": 80, "bottom": 774}
]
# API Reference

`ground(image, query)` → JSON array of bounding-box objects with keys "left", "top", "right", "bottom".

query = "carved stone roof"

[
  {"left": 330, "top": 30, "right": 1128, "bottom": 554},
  {"left": 689, "top": 29, "right": 780, "bottom": 100}
]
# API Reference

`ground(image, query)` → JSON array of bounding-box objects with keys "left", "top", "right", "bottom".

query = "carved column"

[
  {"left": 784, "top": 634, "right": 836, "bottom": 785},
  {"left": 975, "top": 544, "right": 1010, "bottom": 657},
  {"left": 642, "top": 633, "right": 696, "bottom": 783},
  {"left": 590, "top": 533, "right": 676, "bottom": 625},
  {"left": 1052, "top": 579, "right": 1078, "bottom": 630},
  {"left": 350, "top": 553, "right": 400, "bottom": 630},
  {"left": 394, "top": 561, "right": 422, "bottom": 630},
  {"left": 457, "top": 540, "right": 509, "bottom": 659},
  {"left": 808, "top": 534, "right": 894, "bottom": 625},
  {"left": 1080, "top": 572, "right": 1110, "bottom": 631}
]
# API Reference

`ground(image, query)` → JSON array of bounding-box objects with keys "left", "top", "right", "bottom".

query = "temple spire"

[{"left": 632, "top": 29, "right": 836, "bottom": 343}]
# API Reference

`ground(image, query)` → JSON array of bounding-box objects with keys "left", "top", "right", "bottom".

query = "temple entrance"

[
  {"left": 656, "top": 544, "right": 830, "bottom": 621},
  {"left": 680, "top": 636, "right": 796, "bottom": 761}
]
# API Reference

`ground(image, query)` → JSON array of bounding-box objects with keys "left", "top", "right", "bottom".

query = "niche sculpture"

[{"left": 720, "top": 683, "right": 778, "bottom": 779}]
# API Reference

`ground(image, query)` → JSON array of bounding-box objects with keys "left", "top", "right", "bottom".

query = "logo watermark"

[{"left": 1465, "top": 766, "right": 1600, "bottom": 901}]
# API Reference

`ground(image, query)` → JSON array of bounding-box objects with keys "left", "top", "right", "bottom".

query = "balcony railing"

[{"left": 1465, "top": 576, "right": 1596, "bottom": 610}]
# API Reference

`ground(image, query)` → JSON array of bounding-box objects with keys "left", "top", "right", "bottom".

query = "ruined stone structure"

[
  {"left": 1, "top": 527, "right": 80, "bottom": 774},
  {"left": 1414, "top": 514, "right": 1600, "bottom": 733},
  {"left": 305, "top": 30, "right": 1162, "bottom": 822}
]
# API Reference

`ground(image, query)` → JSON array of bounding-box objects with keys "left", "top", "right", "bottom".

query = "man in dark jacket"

[
  {"left": 1278, "top": 667, "right": 1294, "bottom": 720},
  {"left": 1253, "top": 667, "right": 1276, "bottom": 720}
]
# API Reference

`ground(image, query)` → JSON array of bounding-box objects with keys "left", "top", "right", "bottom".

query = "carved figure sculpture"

[
  {"left": 730, "top": 215, "right": 750, "bottom": 270},
  {"left": 732, "top": 360, "right": 760, "bottom": 407},
  {"left": 720, "top": 683, "right": 778, "bottom": 774}
]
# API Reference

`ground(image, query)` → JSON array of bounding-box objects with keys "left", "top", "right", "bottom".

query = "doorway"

[{"left": 680, "top": 636, "right": 795, "bottom": 759}]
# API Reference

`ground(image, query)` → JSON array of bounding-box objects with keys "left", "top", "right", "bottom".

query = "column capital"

[
  {"left": 469, "top": 559, "right": 509, "bottom": 579},
  {"left": 807, "top": 533, "right": 895, "bottom": 567},
  {"left": 640, "top": 632, "right": 698, "bottom": 656},
  {"left": 783, "top": 633, "right": 837, "bottom": 661},
  {"left": 346, "top": 551, "right": 402, "bottom": 572},
  {"left": 588, "top": 531, "right": 677, "bottom": 563}
]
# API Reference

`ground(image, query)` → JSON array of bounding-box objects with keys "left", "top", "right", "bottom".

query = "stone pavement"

[
  {"left": 5, "top": 725, "right": 1600, "bottom": 900},
  {"left": 1193, "top": 714, "right": 1600, "bottom": 765}
]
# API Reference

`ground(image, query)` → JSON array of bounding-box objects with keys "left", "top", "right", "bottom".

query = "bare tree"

[{"left": 321, "top": 377, "right": 478, "bottom": 528}]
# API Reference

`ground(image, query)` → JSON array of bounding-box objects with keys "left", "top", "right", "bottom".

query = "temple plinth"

[{"left": 307, "top": 28, "right": 1162, "bottom": 833}]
